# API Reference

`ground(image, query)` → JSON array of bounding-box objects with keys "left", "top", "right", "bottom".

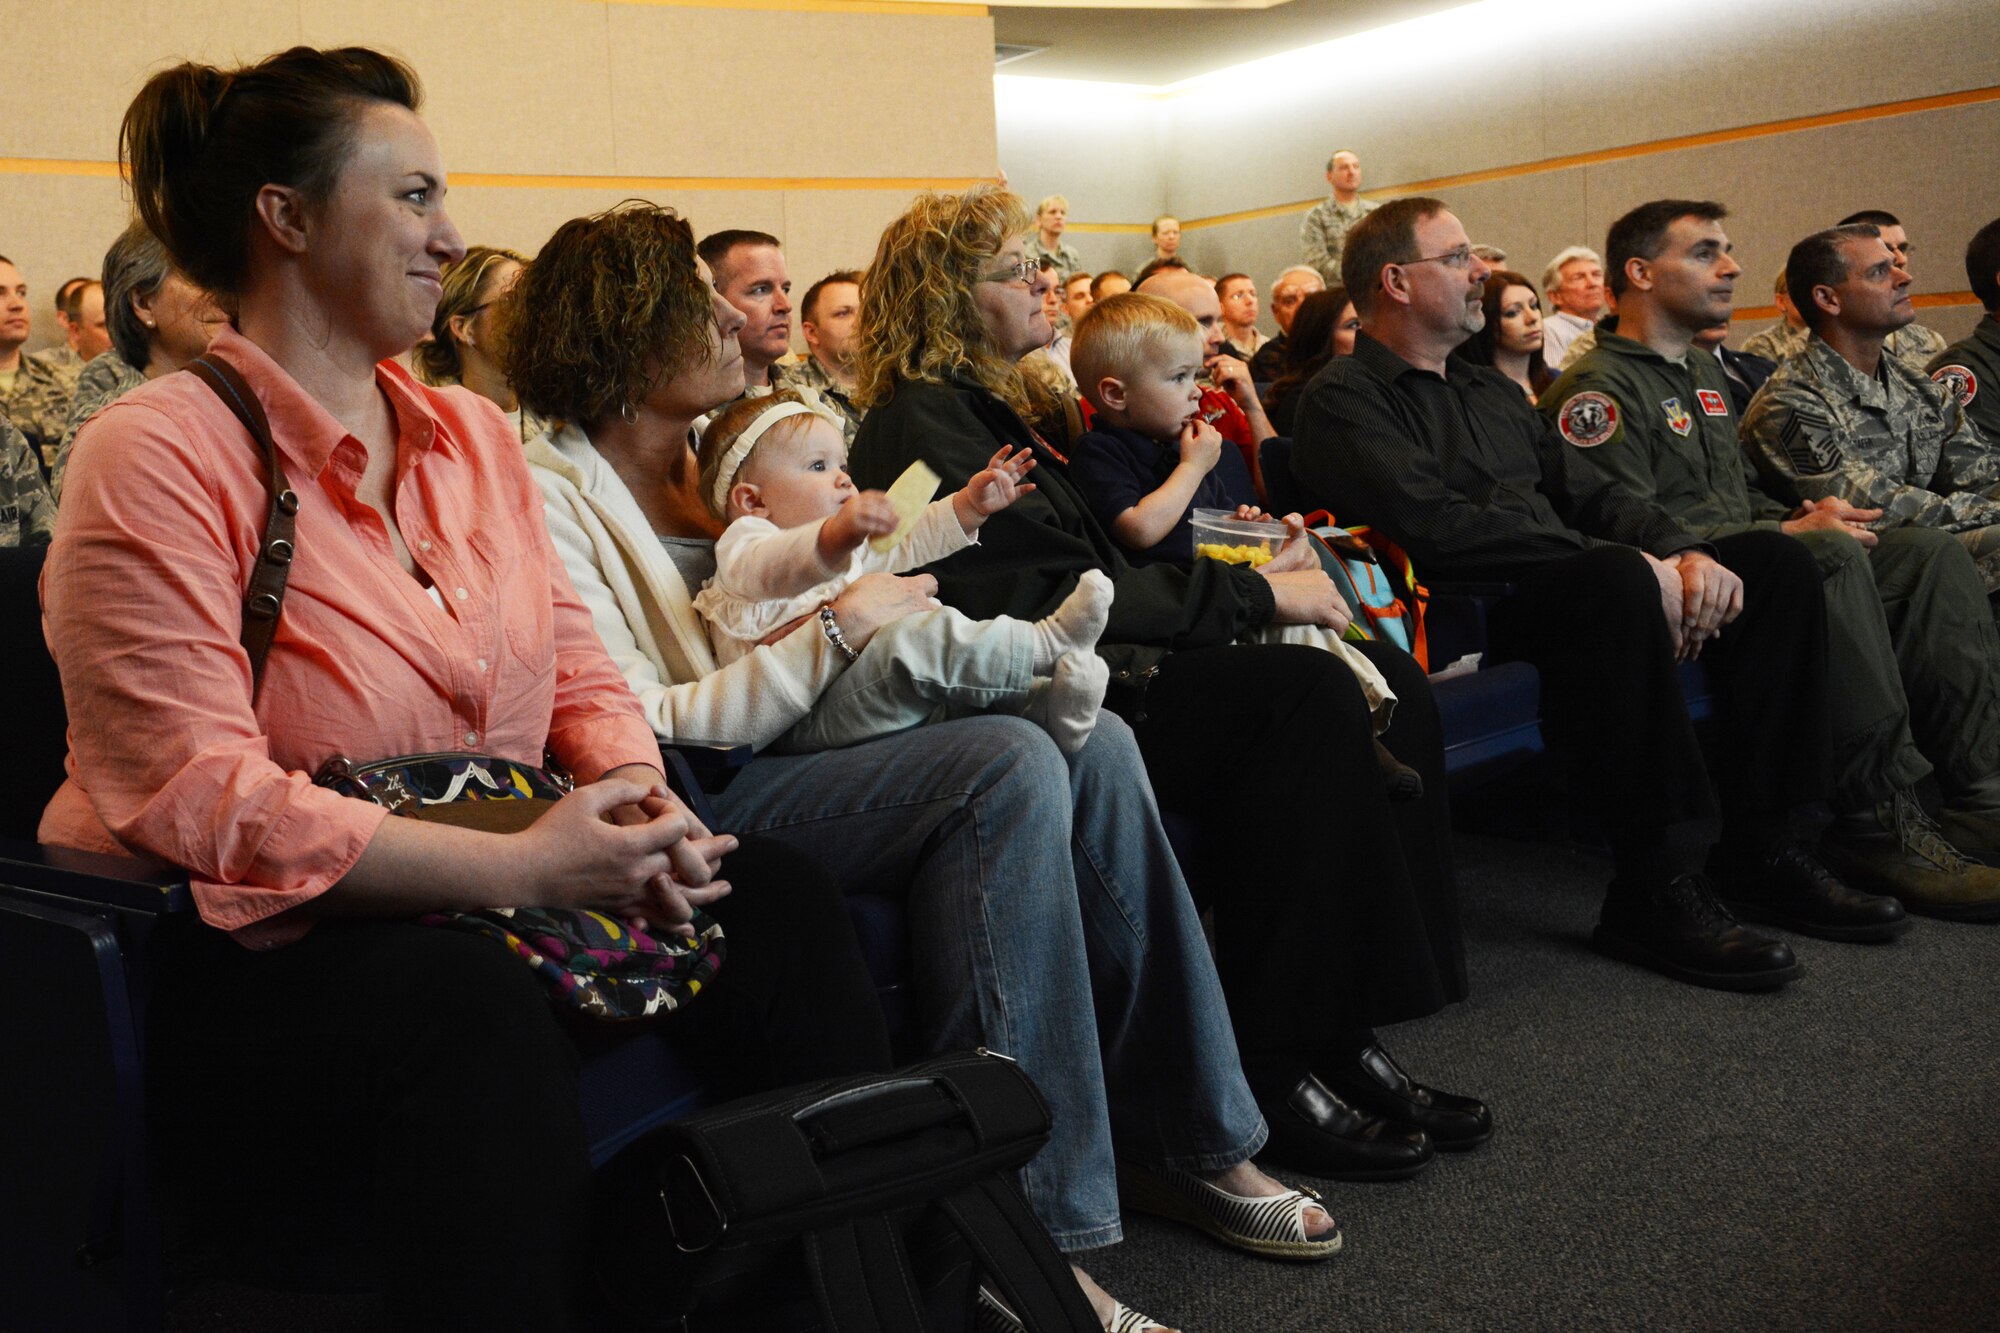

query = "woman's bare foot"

[
  {"left": 1071, "top": 1265, "right": 1180, "bottom": 1332},
  {"left": 1197, "top": 1161, "right": 1338, "bottom": 1240}
]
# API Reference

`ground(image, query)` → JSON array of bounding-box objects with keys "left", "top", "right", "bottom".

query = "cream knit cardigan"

[{"left": 526, "top": 422, "right": 845, "bottom": 749}]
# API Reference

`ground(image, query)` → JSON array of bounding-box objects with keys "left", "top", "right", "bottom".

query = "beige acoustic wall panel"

[
  {"left": 3, "top": 0, "right": 1002, "bottom": 356},
  {"left": 298, "top": 0, "right": 623, "bottom": 177},
  {"left": 0, "top": 0, "right": 304, "bottom": 163},
  {"left": 604, "top": 5, "right": 996, "bottom": 179},
  {"left": 996, "top": 79, "right": 1168, "bottom": 264}
]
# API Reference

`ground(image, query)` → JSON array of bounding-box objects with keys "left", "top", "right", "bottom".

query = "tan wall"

[
  {"left": 1001, "top": 0, "right": 2000, "bottom": 342},
  {"left": 0, "top": 0, "right": 999, "bottom": 353}
]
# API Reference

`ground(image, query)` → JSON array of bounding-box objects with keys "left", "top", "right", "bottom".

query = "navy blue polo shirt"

[{"left": 1068, "top": 421, "right": 1258, "bottom": 568}]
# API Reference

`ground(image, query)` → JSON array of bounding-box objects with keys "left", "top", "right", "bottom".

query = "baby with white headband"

[{"left": 692, "top": 388, "right": 1115, "bottom": 754}]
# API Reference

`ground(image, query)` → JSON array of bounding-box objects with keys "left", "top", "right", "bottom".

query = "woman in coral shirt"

[{"left": 41, "top": 46, "right": 889, "bottom": 1328}]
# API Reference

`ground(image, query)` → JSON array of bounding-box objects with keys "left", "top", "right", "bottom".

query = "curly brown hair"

[
  {"left": 853, "top": 185, "right": 1034, "bottom": 415},
  {"left": 502, "top": 201, "right": 715, "bottom": 428}
]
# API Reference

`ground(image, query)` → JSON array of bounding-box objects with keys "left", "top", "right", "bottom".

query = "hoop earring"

[{"left": 621, "top": 401, "right": 639, "bottom": 425}]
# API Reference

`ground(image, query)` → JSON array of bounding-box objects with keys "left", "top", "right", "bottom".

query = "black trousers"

[
  {"left": 1129, "top": 638, "right": 1464, "bottom": 1077},
  {"left": 1487, "top": 532, "right": 1832, "bottom": 886},
  {"left": 149, "top": 836, "right": 891, "bottom": 1332}
]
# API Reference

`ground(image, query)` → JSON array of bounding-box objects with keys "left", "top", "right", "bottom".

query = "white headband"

[{"left": 707, "top": 394, "right": 836, "bottom": 514}]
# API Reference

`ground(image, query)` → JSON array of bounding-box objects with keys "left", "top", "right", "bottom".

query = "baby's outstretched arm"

[
  {"left": 818, "top": 492, "right": 900, "bottom": 563},
  {"left": 950, "top": 444, "right": 1039, "bottom": 534}
]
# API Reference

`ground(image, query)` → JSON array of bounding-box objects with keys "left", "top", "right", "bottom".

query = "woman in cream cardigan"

[{"left": 510, "top": 203, "right": 1342, "bottom": 1333}]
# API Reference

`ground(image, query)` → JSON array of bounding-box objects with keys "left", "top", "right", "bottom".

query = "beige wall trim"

[
  {"left": 0, "top": 157, "right": 987, "bottom": 193},
  {"left": 1177, "top": 84, "right": 2000, "bottom": 232},
  {"left": 601, "top": 0, "right": 987, "bottom": 15}
]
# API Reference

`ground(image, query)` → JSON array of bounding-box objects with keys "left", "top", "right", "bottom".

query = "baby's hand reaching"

[
  {"left": 953, "top": 445, "right": 1040, "bottom": 531},
  {"left": 819, "top": 491, "right": 900, "bottom": 561}
]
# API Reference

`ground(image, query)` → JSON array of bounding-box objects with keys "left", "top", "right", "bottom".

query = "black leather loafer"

[
  {"left": 1710, "top": 839, "right": 1909, "bottom": 943},
  {"left": 1594, "top": 873, "right": 1802, "bottom": 991},
  {"left": 1318, "top": 1044, "right": 1493, "bottom": 1151},
  {"left": 1255, "top": 1072, "right": 1433, "bottom": 1181}
]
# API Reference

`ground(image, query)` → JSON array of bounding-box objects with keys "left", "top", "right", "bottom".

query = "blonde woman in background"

[{"left": 413, "top": 244, "right": 545, "bottom": 442}]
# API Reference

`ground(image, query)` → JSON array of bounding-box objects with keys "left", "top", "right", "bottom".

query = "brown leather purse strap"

[{"left": 187, "top": 355, "right": 298, "bottom": 697}]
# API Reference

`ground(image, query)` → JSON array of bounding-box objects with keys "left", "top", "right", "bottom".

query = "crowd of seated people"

[{"left": 11, "top": 36, "right": 2000, "bottom": 1333}]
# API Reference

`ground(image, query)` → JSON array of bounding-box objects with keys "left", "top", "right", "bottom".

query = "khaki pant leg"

[
  {"left": 1868, "top": 525, "right": 2000, "bottom": 793},
  {"left": 1793, "top": 528, "right": 1930, "bottom": 808}
]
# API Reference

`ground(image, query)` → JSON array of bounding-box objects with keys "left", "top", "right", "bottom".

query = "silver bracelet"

[{"left": 818, "top": 604, "right": 859, "bottom": 663}]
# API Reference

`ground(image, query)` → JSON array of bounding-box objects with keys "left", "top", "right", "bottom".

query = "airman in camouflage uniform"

[
  {"left": 1739, "top": 318, "right": 1806, "bottom": 365},
  {"left": 1023, "top": 233, "right": 1084, "bottom": 283},
  {"left": 1740, "top": 333, "right": 2000, "bottom": 591},
  {"left": 1927, "top": 315, "right": 2000, "bottom": 444},
  {"left": 50, "top": 349, "right": 146, "bottom": 504},
  {"left": 772, "top": 355, "right": 863, "bottom": 446},
  {"left": 29, "top": 343, "right": 84, "bottom": 395},
  {"left": 1548, "top": 329, "right": 2000, "bottom": 852},
  {"left": 0, "top": 350, "right": 73, "bottom": 470},
  {"left": 0, "top": 411, "right": 55, "bottom": 546}
]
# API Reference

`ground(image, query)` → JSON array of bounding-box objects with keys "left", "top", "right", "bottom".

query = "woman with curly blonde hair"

[
  {"left": 850, "top": 187, "right": 1488, "bottom": 1230},
  {"left": 514, "top": 199, "right": 1335, "bottom": 1333},
  {"left": 412, "top": 244, "right": 545, "bottom": 440}
]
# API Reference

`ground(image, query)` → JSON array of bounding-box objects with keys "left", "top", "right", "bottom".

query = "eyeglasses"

[
  {"left": 1397, "top": 245, "right": 1476, "bottom": 272},
  {"left": 981, "top": 257, "right": 1039, "bottom": 286}
]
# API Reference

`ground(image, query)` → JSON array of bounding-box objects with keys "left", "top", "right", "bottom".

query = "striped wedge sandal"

[
  {"left": 1120, "top": 1162, "right": 1345, "bottom": 1262},
  {"left": 978, "top": 1284, "right": 1179, "bottom": 1333}
]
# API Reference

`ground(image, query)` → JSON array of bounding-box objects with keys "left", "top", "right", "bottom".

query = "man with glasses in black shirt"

[{"left": 1290, "top": 196, "right": 1853, "bottom": 993}]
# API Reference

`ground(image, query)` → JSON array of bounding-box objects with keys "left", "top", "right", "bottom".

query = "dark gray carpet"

[
  {"left": 1087, "top": 834, "right": 2000, "bottom": 1333},
  {"left": 161, "top": 834, "right": 2000, "bottom": 1332}
]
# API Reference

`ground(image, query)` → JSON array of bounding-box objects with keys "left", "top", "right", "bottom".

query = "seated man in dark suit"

[{"left": 1291, "top": 196, "right": 1889, "bottom": 992}]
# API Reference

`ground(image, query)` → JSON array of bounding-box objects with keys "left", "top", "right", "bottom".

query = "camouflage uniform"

[
  {"left": 29, "top": 343, "right": 83, "bottom": 395},
  {"left": 1739, "top": 321, "right": 1807, "bottom": 365},
  {"left": 1740, "top": 320, "right": 1940, "bottom": 374},
  {"left": 0, "top": 350, "right": 74, "bottom": 469},
  {"left": 772, "top": 356, "right": 864, "bottom": 446},
  {"left": 1885, "top": 321, "right": 1948, "bottom": 375},
  {"left": 0, "top": 412, "right": 55, "bottom": 546},
  {"left": 1299, "top": 196, "right": 1378, "bottom": 287},
  {"left": 1547, "top": 330, "right": 2000, "bottom": 805},
  {"left": 51, "top": 349, "right": 146, "bottom": 504},
  {"left": 1024, "top": 235, "right": 1085, "bottom": 282},
  {"left": 1927, "top": 315, "right": 2000, "bottom": 444},
  {"left": 1741, "top": 333, "right": 2000, "bottom": 591}
]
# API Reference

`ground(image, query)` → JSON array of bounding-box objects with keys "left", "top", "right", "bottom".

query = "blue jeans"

[{"left": 712, "top": 712, "right": 1265, "bottom": 1251}]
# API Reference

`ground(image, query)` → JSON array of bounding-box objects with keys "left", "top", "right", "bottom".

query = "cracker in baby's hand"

[{"left": 869, "top": 459, "right": 943, "bottom": 553}]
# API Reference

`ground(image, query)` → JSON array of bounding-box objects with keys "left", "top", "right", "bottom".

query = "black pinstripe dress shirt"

[{"left": 1288, "top": 331, "right": 1707, "bottom": 582}]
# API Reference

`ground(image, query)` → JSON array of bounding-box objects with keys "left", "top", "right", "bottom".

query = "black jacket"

[{"left": 848, "top": 374, "right": 1276, "bottom": 674}]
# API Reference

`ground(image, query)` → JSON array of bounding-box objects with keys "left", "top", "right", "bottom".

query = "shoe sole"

[
  {"left": 1428, "top": 1125, "right": 1494, "bottom": 1152},
  {"left": 1590, "top": 927, "right": 1803, "bottom": 991},
  {"left": 1721, "top": 898, "right": 1912, "bottom": 943},
  {"left": 1897, "top": 897, "right": 2000, "bottom": 923},
  {"left": 1119, "top": 1166, "right": 1344, "bottom": 1262},
  {"left": 1252, "top": 1140, "right": 1434, "bottom": 1183}
]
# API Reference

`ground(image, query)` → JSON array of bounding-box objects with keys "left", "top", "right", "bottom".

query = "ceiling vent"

[{"left": 994, "top": 43, "right": 1047, "bottom": 68}]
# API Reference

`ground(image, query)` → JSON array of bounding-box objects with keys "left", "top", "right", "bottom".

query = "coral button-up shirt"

[{"left": 39, "top": 328, "right": 660, "bottom": 947}]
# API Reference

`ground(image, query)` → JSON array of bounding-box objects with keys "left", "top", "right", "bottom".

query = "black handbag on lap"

[{"left": 593, "top": 1048, "right": 1100, "bottom": 1332}]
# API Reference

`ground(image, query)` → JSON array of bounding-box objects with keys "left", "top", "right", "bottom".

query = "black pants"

[
  {"left": 149, "top": 836, "right": 891, "bottom": 1332},
  {"left": 1129, "top": 638, "right": 1463, "bottom": 1077},
  {"left": 1488, "top": 533, "right": 1832, "bottom": 886}
]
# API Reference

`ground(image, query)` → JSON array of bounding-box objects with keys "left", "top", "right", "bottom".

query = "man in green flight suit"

[
  {"left": 1544, "top": 199, "right": 2000, "bottom": 925},
  {"left": 1926, "top": 216, "right": 2000, "bottom": 444}
]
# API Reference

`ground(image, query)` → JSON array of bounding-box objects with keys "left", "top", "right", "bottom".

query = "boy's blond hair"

[{"left": 1070, "top": 293, "right": 1202, "bottom": 413}]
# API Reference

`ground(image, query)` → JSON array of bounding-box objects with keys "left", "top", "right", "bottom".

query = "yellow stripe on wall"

[
  {"left": 1179, "top": 84, "right": 2000, "bottom": 232},
  {"left": 0, "top": 157, "right": 989, "bottom": 194},
  {"left": 601, "top": 0, "right": 987, "bottom": 16}
]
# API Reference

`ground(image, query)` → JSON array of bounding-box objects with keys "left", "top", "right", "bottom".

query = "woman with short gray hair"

[{"left": 50, "top": 219, "right": 224, "bottom": 501}]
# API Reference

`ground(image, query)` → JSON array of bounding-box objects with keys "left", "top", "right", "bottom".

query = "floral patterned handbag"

[{"left": 314, "top": 752, "right": 726, "bottom": 1022}]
